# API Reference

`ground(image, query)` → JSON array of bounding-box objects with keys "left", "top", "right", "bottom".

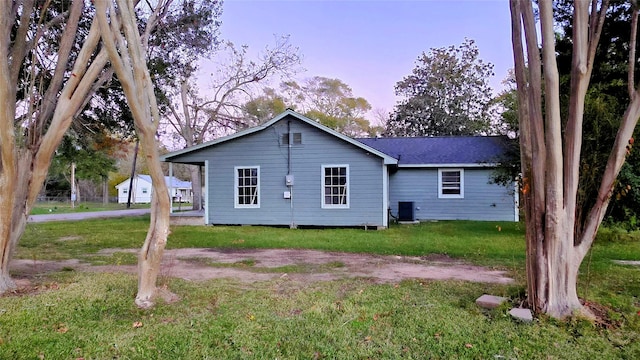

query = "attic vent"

[{"left": 282, "top": 132, "right": 302, "bottom": 145}]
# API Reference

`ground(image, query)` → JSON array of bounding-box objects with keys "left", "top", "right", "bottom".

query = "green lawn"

[
  {"left": 1, "top": 218, "right": 639, "bottom": 359},
  {"left": 30, "top": 201, "right": 152, "bottom": 215}
]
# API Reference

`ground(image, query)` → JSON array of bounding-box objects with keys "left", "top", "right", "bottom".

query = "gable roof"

[
  {"left": 161, "top": 109, "right": 398, "bottom": 165},
  {"left": 357, "top": 136, "right": 511, "bottom": 167},
  {"left": 115, "top": 175, "right": 192, "bottom": 189}
]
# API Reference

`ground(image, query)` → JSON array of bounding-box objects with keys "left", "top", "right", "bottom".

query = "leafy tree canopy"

[
  {"left": 386, "top": 38, "right": 495, "bottom": 137},
  {"left": 244, "top": 76, "right": 382, "bottom": 137}
]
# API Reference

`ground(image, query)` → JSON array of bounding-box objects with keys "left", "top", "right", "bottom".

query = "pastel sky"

[{"left": 213, "top": 0, "right": 513, "bottom": 119}]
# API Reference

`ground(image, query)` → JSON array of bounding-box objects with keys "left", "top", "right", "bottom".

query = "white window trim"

[
  {"left": 438, "top": 168, "right": 464, "bottom": 199},
  {"left": 234, "top": 166, "right": 260, "bottom": 208},
  {"left": 321, "top": 164, "right": 350, "bottom": 209}
]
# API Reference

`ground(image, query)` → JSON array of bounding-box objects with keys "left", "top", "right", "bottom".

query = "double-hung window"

[
  {"left": 322, "top": 165, "right": 349, "bottom": 208},
  {"left": 235, "top": 166, "right": 260, "bottom": 208},
  {"left": 438, "top": 169, "right": 464, "bottom": 198}
]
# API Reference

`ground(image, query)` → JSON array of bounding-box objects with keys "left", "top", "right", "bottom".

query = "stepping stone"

[
  {"left": 475, "top": 294, "right": 508, "bottom": 309},
  {"left": 509, "top": 307, "right": 533, "bottom": 322}
]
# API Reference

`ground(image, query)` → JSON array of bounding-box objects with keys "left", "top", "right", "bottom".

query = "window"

[
  {"left": 123, "top": 189, "right": 128, "bottom": 194},
  {"left": 235, "top": 166, "right": 260, "bottom": 208},
  {"left": 322, "top": 165, "right": 349, "bottom": 208},
  {"left": 142, "top": 187, "right": 148, "bottom": 194},
  {"left": 438, "top": 169, "right": 464, "bottom": 198},
  {"left": 281, "top": 132, "right": 302, "bottom": 145}
]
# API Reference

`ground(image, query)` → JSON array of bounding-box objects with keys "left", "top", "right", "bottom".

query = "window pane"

[
  {"left": 323, "top": 166, "right": 348, "bottom": 206},
  {"left": 237, "top": 167, "right": 259, "bottom": 207}
]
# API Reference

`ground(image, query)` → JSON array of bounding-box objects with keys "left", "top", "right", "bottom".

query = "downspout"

[{"left": 288, "top": 120, "right": 295, "bottom": 228}]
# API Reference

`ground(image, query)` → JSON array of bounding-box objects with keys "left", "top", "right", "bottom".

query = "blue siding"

[
  {"left": 389, "top": 168, "right": 516, "bottom": 221},
  {"left": 169, "top": 115, "right": 386, "bottom": 226}
]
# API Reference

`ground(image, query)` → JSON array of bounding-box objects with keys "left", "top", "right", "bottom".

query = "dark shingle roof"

[{"left": 356, "top": 136, "right": 511, "bottom": 165}]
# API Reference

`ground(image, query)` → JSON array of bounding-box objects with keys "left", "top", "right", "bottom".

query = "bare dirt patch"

[{"left": 10, "top": 248, "right": 513, "bottom": 285}]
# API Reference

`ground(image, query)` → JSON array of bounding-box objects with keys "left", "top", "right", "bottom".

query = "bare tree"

[
  {"left": 163, "top": 39, "right": 301, "bottom": 210},
  {"left": 510, "top": 0, "right": 640, "bottom": 318}
]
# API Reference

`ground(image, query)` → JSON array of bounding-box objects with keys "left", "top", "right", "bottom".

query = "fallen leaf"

[
  {"left": 465, "top": 343, "right": 473, "bottom": 348},
  {"left": 133, "top": 321, "right": 143, "bottom": 328},
  {"left": 56, "top": 324, "right": 68, "bottom": 333}
]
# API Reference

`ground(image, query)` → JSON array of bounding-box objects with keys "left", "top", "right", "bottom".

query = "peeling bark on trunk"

[
  {"left": 0, "top": 1, "right": 110, "bottom": 294},
  {"left": 509, "top": 0, "right": 640, "bottom": 319},
  {"left": 96, "top": 0, "right": 171, "bottom": 309}
]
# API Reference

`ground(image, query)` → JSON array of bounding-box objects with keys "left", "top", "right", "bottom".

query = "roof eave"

[{"left": 398, "top": 163, "right": 499, "bottom": 168}]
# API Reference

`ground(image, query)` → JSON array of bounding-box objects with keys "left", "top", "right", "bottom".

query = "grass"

[
  {"left": 2, "top": 217, "right": 639, "bottom": 358},
  {"left": 30, "top": 201, "right": 151, "bottom": 215}
]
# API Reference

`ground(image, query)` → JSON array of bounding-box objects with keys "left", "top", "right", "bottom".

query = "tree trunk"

[
  {"left": 0, "top": 152, "right": 56, "bottom": 293},
  {"left": 103, "top": 176, "right": 109, "bottom": 205},
  {"left": 508, "top": 0, "right": 640, "bottom": 319},
  {"left": 96, "top": 0, "right": 172, "bottom": 308},
  {"left": 134, "top": 137, "right": 171, "bottom": 308},
  {"left": 537, "top": 225, "right": 585, "bottom": 318},
  {"left": 190, "top": 165, "right": 202, "bottom": 210}
]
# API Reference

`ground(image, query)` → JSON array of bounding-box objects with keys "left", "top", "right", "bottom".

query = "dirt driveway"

[{"left": 10, "top": 248, "right": 513, "bottom": 285}]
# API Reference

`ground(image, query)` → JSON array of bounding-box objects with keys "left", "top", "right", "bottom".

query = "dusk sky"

[{"left": 212, "top": 0, "right": 513, "bottom": 120}]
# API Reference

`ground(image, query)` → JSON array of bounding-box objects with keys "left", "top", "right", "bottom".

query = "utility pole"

[
  {"left": 127, "top": 140, "right": 139, "bottom": 209},
  {"left": 71, "top": 162, "right": 77, "bottom": 209}
]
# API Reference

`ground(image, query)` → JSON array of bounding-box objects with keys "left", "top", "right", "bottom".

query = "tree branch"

[{"left": 629, "top": 5, "right": 638, "bottom": 99}]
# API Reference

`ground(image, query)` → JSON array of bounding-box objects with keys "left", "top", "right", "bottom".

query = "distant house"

[
  {"left": 115, "top": 175, "right": 192, "bottom": 204},
  {"left": 161, "top": 110, "right": 517, "bottom": 228}
]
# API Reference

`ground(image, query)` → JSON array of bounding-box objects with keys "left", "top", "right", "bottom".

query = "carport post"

[{"left": 169, "top": 162, "right": 174, "bottom": 214}]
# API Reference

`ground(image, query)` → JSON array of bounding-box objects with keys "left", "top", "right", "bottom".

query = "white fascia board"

[{"left": 397, "top": 163, "right": 499, "bottom": 168}]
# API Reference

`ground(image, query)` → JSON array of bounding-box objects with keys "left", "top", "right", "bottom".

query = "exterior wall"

[
  {"left": 388, "top": 168, "right": 517, "bottom": 221},
  {"left": 116, "top": 178, "right": 152, "bottom": 204},
  {"left": 168, "top": 115, "right": 386, "bottom": 226},
  {"left": 117, "top": 179, "right": 191, "bottom": 204}
]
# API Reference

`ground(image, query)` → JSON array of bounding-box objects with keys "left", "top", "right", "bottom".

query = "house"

[
  {"left": 115, "top": 175, "right": 193, "bottom": 204},
  {"left": 358, "top": 136, "right": 518, "bottom": 222},
  {"left": 161, "top": 110, "right": 518, "bottom": 228}
]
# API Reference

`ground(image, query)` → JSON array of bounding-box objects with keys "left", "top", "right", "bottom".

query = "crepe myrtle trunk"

[{"left": 510, "top": 0, "right": 640, "bottom": 318}]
